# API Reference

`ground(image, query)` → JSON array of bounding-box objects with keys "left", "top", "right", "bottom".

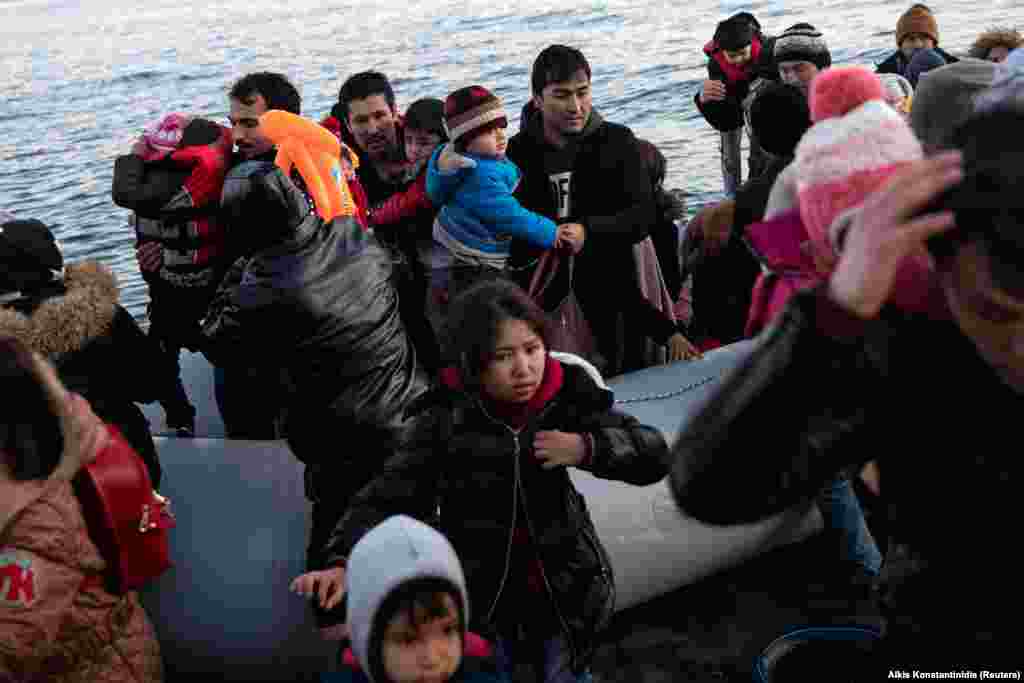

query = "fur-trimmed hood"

[
  {"left": 969, "top": 28, "right": 1024, "bottom": 60},
  {"left": 0, "top": 260, "right": 120, "bottom": 360}
]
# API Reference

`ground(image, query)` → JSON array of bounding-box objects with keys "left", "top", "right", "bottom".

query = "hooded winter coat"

[
  {"left": 1, "top": 423, "right": 163, "bottom": 682},
  {"left": 0, "top": 262, "right": 169, "bottom": 488},
  {"left": 331, "top": 515, "right": 507, "bottom": 683},
  {"left": 322, "top": 353, "right": 669, "bottom": 674}
]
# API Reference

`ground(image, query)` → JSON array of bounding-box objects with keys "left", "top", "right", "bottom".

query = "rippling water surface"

[{"left": 1, "top": 0, "right": 1016, "bottom": 318}]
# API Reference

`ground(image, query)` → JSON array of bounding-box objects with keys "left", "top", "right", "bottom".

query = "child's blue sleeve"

[
  {"left": 471, "top": 171, "right": 558, "bottom": 249},
  {"left": 426, "top": 145, "right": 469, "bottom": 207}
]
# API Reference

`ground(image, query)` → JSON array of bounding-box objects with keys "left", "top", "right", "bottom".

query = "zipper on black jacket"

[
  {"left": 473, "top": 396, "right": 583, "bottom": 668},
  {"left": 485, "top": 399, "right": 580, "bottom": 667},
  {"left": 515, "top": 444, "right": 579, "bottom": 669},
  {"left": 481, "top": 407, "right": 521, "bottom": 626}
]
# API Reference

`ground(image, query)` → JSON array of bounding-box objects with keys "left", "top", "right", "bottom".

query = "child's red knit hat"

[{"left": 443, "top": 86, "right": 508, "bottom": 147}]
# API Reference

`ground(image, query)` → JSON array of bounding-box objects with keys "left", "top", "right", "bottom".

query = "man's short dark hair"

[
  {"left": 336, "top": 71, "right": 396, "bottom": 124},
  {"left": 229, "top": 72, "right": 301, "bottom": 115},
  {"left": 531, "top": 45, "right": 592, "bottom": 96}
]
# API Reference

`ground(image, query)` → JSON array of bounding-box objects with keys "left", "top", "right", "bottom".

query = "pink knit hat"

[
  {"left": 809, "top": 66, "right": 885, "bottom": 122},
  {"left": 794, "top": 66, "right": 923, "bottom": 258},
  {"left": 137, "top": 112, "right": 193, "bottom": 161}
]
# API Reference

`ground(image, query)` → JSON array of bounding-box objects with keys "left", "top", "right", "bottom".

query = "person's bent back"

[
  {"left": 199, "top": 160, "right": 430, "bottom": 630},
  {"left": 202, "top": 162, "right": 427, "bottom": 455}
]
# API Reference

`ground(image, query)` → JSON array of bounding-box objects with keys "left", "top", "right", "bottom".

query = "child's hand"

[
  {"left": 556, "top": 223, "right": 586, "bottom": 254},
  {"left": 667, "top": 332, "right": 702, "bottom": 362},
  {"left": 291, "top": 566, "right": 347, "bottom": 610},
  {"left": 860, "top": 460, "right": 881, "bottom": 497},
  {"left": 700, "top": 80, "right": 727, "bottom": 104},
  {"left": 533, "top": 431, "right": 586, "bottom": 469},
  {"left": 130, "top": 136, "right": 151, "bottom": 158},
  {"left": 436, "top": 143, "right": 477, "bottom": 173}
]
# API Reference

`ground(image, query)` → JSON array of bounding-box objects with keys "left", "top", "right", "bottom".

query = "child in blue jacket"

[{"left": 425, "top": 85, "right": 568, "bottom": 332}]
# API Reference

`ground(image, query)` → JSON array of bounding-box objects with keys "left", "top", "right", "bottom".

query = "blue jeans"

[
  {"left": 817, "top": 474, "right": 883, "bottom": 576},
  {"left": 494, "top": 632, "right": 593, "bottom": 683}
]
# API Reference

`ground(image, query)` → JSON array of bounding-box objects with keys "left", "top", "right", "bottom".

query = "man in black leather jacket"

[
  {"left": 669, "top": 106, "right": 1024, "bottom": 670},
  {"left": 199, "top": 162, "right": 429, "bottom": 630}
]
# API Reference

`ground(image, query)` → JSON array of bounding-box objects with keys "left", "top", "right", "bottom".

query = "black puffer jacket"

[
  {"left": 200, "top": 162, "right": 428, "bottom": 465},
  {"left": 0, "top": 262, "right": 169, "bottom": 487},
  {"left": 324, "top": 356, "right": 669, "bottom": 673},
  {"left": 669, "top": 287, "right": 1022, "bottom": 668}
]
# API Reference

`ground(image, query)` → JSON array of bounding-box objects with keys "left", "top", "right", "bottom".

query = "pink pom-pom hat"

[
  {"left": 795, "top": 66, "right": 923, "bottom": 258},
  {"left": 809, "top": 66, "right": 886, "bottom": 123},
  {"left": 138, "top": 112, "right": 193, "bottom": 161}
]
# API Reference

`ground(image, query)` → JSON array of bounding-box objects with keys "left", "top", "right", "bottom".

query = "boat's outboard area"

[{"left": 136, "top": 345, "right": 822, "bottom": 681}]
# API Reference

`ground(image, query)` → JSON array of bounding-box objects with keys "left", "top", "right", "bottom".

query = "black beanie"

[
  {"left": 715, "top": 15, "right": 756, "bottom": 52},
  {"left": 774, "top": 23, "right": 832, "bottom": 70},
  {"left": 750, "top": 83, "right": 812, "bottom": 156},
  {"left": 0, "top": 219, "right": 63, "bottom": 292},
  {"left": 0, "top": 220, "right": 61, "bottom": 270}
]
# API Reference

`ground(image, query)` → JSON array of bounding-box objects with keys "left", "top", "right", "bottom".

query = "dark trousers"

[
  {"left": 295, "top": 434, "right": 411, "bottom": 628},
  {"left": 147, "top": 283, "right": 214, "bottom": 422},
  {"left": 213, "top": 365, "right": 284, "bottom": 439},
  {"left": 396, "top": 255, "right": 441, "bottom": 374}
]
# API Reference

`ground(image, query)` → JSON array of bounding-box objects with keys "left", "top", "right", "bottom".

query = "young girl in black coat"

[{"left": 294, "top": 279, "right": 670, "bottom": 682}]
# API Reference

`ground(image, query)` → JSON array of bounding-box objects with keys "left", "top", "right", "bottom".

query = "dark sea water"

[{"left": 1, "top": 0, "right": 1017, "bottom": 319}]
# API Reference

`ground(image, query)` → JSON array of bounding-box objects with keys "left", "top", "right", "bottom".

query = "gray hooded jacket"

[{"left": 348, "top": 515, "right": 469, "bottom": 682}]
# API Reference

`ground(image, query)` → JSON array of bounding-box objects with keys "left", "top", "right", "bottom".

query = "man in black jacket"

[
  {"left": 506, "top": 45, "right": 656, "bottom": 377},
  {"left": 207, "top": 71, "right": 303, "bottom": 439},
  {"left": 200, "top": 162, "right": 430, "bottom": 632},
  {"left": 695, "top": 12, "right": 779, "bottom": 196},
  {"left": 332, "top": 71, "right": 407, "bottom": 206},
  {"left": 876, "top": 4, "right": 959, "bottom": 78},
  {"left": 669, "top": 105, "right": 1024, "bottom": 669}
]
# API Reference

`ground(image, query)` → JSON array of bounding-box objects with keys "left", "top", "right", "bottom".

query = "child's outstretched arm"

[
  {"left": 290, "top": 566, "right": 347, "bottom": 611},
  {"left": 693, "top": 55, "right": 745, "bottom": 132},
  {"left": 426, "top": 143, "right": 475, "bottom": 207},
  {"left": 472, "top": 174, "right": 558, "bottom": 249},
  {"left": 371, "top": 172, "right": 434, "bottom": 227}
]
